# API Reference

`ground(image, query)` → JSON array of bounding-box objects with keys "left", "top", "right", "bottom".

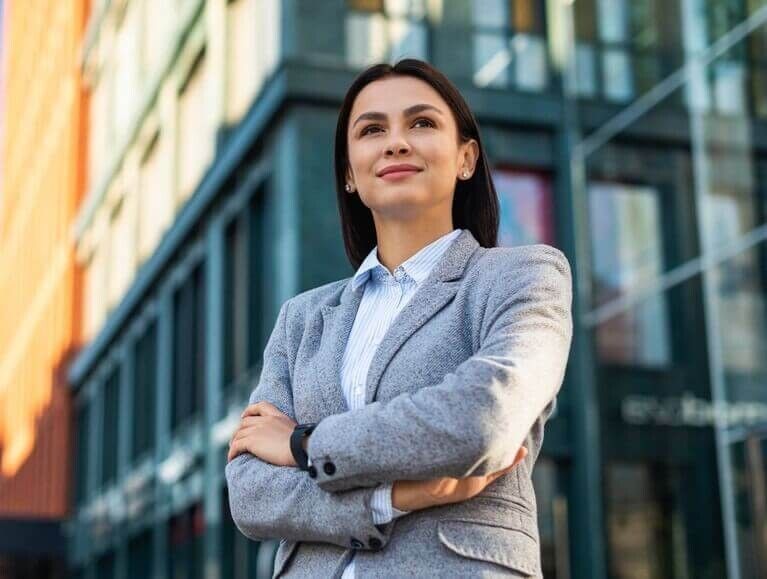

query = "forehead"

[{"left": 350, "top": 76, "right": 448, "bottom": 119}]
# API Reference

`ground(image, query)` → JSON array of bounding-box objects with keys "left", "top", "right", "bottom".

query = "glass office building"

[{"left": 67, "top": 1, "right": 767, "bottom": 578}]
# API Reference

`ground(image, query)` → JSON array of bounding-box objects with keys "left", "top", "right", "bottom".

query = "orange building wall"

[{"left": 0, "top": 0, "right": 89, "bottom": 518}]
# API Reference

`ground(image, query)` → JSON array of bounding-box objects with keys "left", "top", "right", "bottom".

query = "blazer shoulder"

[{"left": 480, "top": 243, "right": 571, "bottom": 279}]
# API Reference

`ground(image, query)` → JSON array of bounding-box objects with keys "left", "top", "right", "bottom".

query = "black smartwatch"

[{"left": 290, "top": 423, "right": 318, "bottom": 471}]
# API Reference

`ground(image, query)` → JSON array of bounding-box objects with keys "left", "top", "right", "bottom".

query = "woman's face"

[{"left": 346, "top": 75, "right": 478, "bottom": 221}]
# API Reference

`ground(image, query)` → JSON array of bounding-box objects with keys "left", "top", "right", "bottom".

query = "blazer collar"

[{"left": 315, "top": 228, "right": 481, "bottom": 416}]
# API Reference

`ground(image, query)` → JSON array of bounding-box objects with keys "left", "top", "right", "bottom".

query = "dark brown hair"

[{"left": 334, "top": 58, "right": 499, "bottom": 269}]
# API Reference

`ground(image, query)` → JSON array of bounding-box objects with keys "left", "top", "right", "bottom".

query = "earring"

[
  {"left": 345, "top": 183, "right": 353, "bottom": 192},
  {"left": 462, "top": 171, "right": 469, "bottom": 179}
]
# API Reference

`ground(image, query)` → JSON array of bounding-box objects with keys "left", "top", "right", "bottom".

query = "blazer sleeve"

[
  {"left": 306, "top": 247, "right": 574, "bottom": 493},
  {"left": 224, "top": 300, "right": 397, "bottom": 549}
]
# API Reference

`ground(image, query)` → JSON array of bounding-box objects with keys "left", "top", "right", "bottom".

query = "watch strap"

[{"left": 290, "top": 422, "right": 317, "bottom": 471}]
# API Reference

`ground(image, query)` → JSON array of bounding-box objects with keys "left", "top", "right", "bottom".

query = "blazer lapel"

[
  {"left": 316, "top": 228, "right": 481, "bottom": 417},
  {"left": 317, "top": 285, "right": 363, "bottom": 417},
  {"left": 365, "top": 229, "right": 480, "bottom": 405}
]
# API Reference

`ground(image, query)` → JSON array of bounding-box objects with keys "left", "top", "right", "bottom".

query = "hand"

[
  {"left": 227, "top": 401, "right": 298, "bottom": 466},
  {"left": 392, "top": 446, "right": 528, "bottom": 512}
]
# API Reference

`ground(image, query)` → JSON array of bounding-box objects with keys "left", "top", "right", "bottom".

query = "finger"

[
  {"left": 231, "top": 425, "right": 259, "bottom": 444},
  {"left": 242, "top": 401, "right": 283, "bottom": 418}
]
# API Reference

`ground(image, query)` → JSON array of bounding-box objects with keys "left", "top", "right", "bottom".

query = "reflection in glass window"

[
  {"left": 494, "top": 168, "right": 555, "bottom": 247},
  {"left": 589, "top": 181, "right": 671, "bottom": 366},
  {"left": 471, "top": 0, "right": 547, "bottom": 91},
  {"left": 731, "top": 436, "right": 767, "bottom": 577},
  {"left": 345, "top": 0, "right": 427, "bottom": 68},
  {"left": 605, "top": 462, "right": 682, "bottom": 579}
]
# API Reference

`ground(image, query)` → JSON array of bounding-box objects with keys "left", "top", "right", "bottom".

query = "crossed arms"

[{"left": 224, "top": 248, "right": 573, "bottom": 550}]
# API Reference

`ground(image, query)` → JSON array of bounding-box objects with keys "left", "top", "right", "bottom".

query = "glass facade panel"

[
  {"left": 127, "top": 530, "right": 154, "bottom": 578},
  {"left": 101, "top": 368, "right": 120, "bottom": 488},
  {"left": 168, "top": 503, "right": 205, "bottom": 579},
  {"left": 575, "top": 0, "right": 767, "bottom": 576},
  {"left": 133, "top": 320, "right": 157, "bottom": 461},
  {"left": 494, "top": 167, "right": 556, "bottom": 246},
  {"left": 588, "top": 181, "right": 671, "bottom": 366},
  {"left": 172, "top": 263, "right": 206, "bottom": 430}
]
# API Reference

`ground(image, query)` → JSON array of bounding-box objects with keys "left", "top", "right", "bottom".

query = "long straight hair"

[{"left": 334, "top": 58, "right": 500, "bottom": 269}]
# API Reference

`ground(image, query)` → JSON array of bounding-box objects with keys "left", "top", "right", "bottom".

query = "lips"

[{"left": 376, "top": 164, "right": 422, "bottom": 177}]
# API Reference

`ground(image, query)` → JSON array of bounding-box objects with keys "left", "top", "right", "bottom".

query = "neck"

[{"left": 372, "top": 217, "right": 456, "bottom": 275}]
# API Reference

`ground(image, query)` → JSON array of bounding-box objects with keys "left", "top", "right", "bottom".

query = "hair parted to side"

[{"left": 334, "top": 58, "right": 500, "bottom": 269}]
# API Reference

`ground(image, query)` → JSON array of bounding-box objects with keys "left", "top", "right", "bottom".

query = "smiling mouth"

[{"left": 379, "top": 169, "right": 421, "bottom": 181}]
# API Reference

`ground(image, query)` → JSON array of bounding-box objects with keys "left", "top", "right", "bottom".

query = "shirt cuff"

[{"left": 371, "top": 482, "right": 410, "bottom": 524}]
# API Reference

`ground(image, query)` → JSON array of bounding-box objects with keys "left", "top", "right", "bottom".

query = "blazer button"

[
  {"left": 368, "top": 537, "right": 382, "bottom": 550},
  {"left": 307, "top": 465, "right": 317, "bottom": 478},
  {"left": 350, "top": 538, "right": 363, "bottom": 549},
  {"left": 323, "top": 461, "right": 336, "bottom": 475}
]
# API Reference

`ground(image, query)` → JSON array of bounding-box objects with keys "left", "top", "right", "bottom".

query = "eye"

[
  {"left": 413, "top": 117, "right": 435, "bottom": 128},
  {"left": 360, "top": 124, "right": 382, "bottom": 136},
  {"left": 359, "top": 117, "right": 436, "bottom": 137}
]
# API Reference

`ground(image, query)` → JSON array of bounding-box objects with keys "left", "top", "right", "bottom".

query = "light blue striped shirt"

[{"left": 336, "top": 227, "right": 464, "bottom": 579}]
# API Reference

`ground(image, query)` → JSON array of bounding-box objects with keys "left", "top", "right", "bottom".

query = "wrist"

[{"left": 392, "top": 480, "right": 422, "bottom": 512}]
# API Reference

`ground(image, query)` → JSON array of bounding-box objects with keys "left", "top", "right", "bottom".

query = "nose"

[{"left": 384, "top": 133, "right": 411, "bottom": 156}]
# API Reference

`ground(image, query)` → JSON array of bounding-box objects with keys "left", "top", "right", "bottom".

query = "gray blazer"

[{"left": 225, "top": 229, "right": 573, "bottom": 578}]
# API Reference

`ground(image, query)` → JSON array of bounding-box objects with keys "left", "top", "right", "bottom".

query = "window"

[
  {"left": 494, "top": 168, "right": 556, "bottom": 247},
  {"left": 75, "top": 402, "right": 90, "bottom": 506},
  {"left": 132, "top": 321, "right": 157, "bottom": 462},
  {"left": 589, "top": 181, "right": 671, "bottom": 366},
  {"left": 226, "top": 0, "right": 281, "bottom": 123},
  {"left": 107, "top": 192, "right": 138, "bottom": 310},
  {"left": 471, "top": 0, "right": 547, "bottom": 91},
  {"left": 223, "top": 191, "right": 266, "bottom": 396},
  {"left": 143, "top": 0, "right": 171, "bottom": 80},
  {"left": 172, "top": 263, "right": 206, "bottom": 430},
  {"left": 88, "top": 67, "right": 113, "bottom": 191},
  {"left": 85, "top": 237, "right": 109, "bottom": 342},
  {"left": 138, "top": 130, "right": 175, "bottom": 264},
  {"left": 177, "top": 48, "right": 213, "bottom": 205},
  {"left": 101, "top": 368, "right": 120, "bottom": 488},
  {"left": 168, "top": 503, "right": 205, "bottom": 579},
  {"left": 345, "top": 0, "right": 428, "bottom": 69},
  {"left": 114, "top": 0, "right": 142, "bottom": 141},
  {"left": 574, "top": 0, "right": 680, "bottom": 103},
  {"left": 127, "top": 530, "right": 154, "bottom": 578},
  {"left": 95, "top": 551, "right": 116, "bottom": 579}
]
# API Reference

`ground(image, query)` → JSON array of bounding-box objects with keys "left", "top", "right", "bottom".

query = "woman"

[{"left": 225, "top": 58, "right": 573, "bottom": 578}]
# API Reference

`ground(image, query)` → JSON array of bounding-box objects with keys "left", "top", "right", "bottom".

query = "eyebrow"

[{"left": 352, "top": 103, "right": 444, "bottom": 128}]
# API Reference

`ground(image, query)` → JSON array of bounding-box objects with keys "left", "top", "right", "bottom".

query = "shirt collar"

[{"left": 351, "top": 228, "right": 463, "bottom": 293}]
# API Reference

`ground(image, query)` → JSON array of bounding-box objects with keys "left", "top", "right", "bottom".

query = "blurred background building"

[
  {"left": 0, "top": 0, "right": 88, "bottom": 577},
  {"left": 1, "top": 0, "right": 767, "bottom": 578}
]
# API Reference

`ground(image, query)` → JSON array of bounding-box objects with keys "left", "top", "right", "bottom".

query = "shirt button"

[
  {"left": 350, "top": 538, "right": 364, "bottom": 549},
  {"left": 323, "top": 461, "right": 336, "bottom": 475}
]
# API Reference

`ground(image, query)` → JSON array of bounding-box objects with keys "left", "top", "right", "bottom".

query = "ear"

[{"left": 458, "top": 139, "right": 479, "bottom": 178}]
